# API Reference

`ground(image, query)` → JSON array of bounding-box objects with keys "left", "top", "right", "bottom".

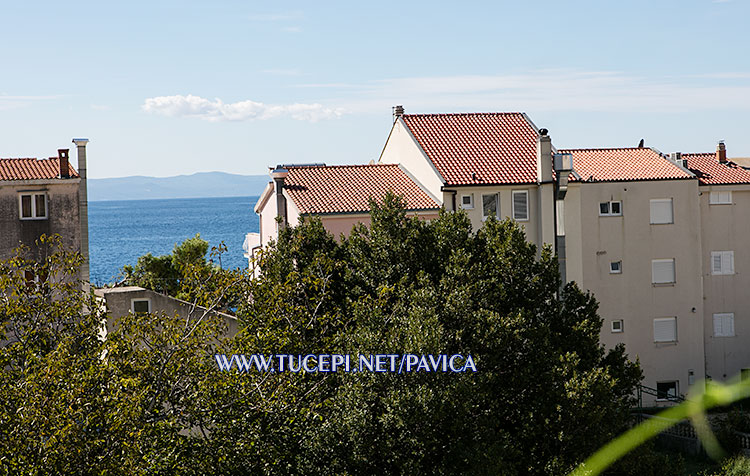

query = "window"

[
  {"left": 18, "top": 193, "right": 47, "bottom": 220},
  {"left": 713, "top": 313, "right": 735, "bottom": 337},
  {"left": 461, "top": 194, "right": 474, "bottom": 210},
  {"left": 599, "top": 201, "right": 622, "bottom": 216},
  {"left": 610, "top": 261, "right": 622, "bottom": 274},
  {"left": 654, "top": 317, "right": 677, "bottom": 342},
  {"left": 650, "top": 199, "right": 674, "bottom": 224},
  {"left": 652, "top": 259, "right": 676, "bottom": 284},
  {"left": 482, "top": 194, "right": 498, "bottom": 220},
  {"left": 656, "top": 381, "right": 679, "bottom": 401},
  {"left": 711, "top": 251, "right": 735, "bottom": 275},
  {"left": 512, "top": 191, "right": 529, "bottom": 221},
  {"left": 611, "top": 320, "right": 624, "bottom": 333},
  {"left": 710, "top": 191, "right": 732, "bottom": 205},
  {"left": 131, "top": 299, "right": 151, "bottom": 314}
]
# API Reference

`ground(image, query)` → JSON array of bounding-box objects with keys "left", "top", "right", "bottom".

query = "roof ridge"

[
  {"left": 560, "top": 147, "right": 651, "bottom": 152},
  {"left": 404, "top": 112, "right": 525, "bottom": 117},
  {"left": 289, "top": 163, "right": 397, "bottom": 170},
  {"left": 0, "top": 157, "right": 46, "bottom": 161}
]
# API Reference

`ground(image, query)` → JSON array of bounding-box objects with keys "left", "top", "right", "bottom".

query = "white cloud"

[
  {"left": 281, "top": 26, "right": 302, "bottom": 33},
  {"left": 297, "top": 70, "right": 750, "bottom": 114},
  {"left": 142, "top": 94, "right": 345, "bottom": 122}
]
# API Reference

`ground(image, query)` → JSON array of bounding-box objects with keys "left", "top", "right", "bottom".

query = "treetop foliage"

[{"left": 1, "top": 194, "right": 642, "bottom": 475}]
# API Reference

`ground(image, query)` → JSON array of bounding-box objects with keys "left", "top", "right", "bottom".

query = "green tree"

[
  {"left": 122, "top": 233, "right": 210, "bottom": 296},
  {"left": 221, "top": 193, "right": 642, "bottom": 475},
  {"left": 1, "top": 195, "right": 642, "bottom": 475}
]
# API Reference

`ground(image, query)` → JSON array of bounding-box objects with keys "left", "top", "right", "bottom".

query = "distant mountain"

[{"left": 88, "top": 172, "right": 270, "bottom": 201}]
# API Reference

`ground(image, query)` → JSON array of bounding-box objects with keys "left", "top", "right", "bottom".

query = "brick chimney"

[
  {"left": 58, "top": 149, "right": 70, "bottom": 178},
  {"left": 717, "top": 141, "right": 727, "bottom": 163}
]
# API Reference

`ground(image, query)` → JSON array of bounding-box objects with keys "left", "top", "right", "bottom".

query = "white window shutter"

[
  {"left": 713, "top": 313, "right": 735, "bottom": 337},
  {"left": 723, "top": 252, "right": 734, "bottom": 274},
  {"left": 654, "top": 317, "right": 677, "bottom": 342},
  {"left": 652, "top": 259, "right": 675, "bottom": 284},
  {"left": 712, "top": 253, "right": 723, "bottom": 274},
  {"left": 650, "top": 199, "right": 673, "bottom": 224},
  {"left": 714, "top": 315, "right": 723, "bottom": 336}
]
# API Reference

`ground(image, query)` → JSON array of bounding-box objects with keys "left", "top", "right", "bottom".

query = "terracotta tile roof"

[
  {"left": 401, "top": 113, "right": 539, "bottom": 186},
  {"left": 0, "top": 157, "right": 79, "bottom": 181},
  {"left": 560, "top": 148, "right": 693, "bottom": 182},
  {"left": 682, "top": 153, "right": 750, "bottom": 185},
  {"left": 283, "top": 164, "right": 439, "bottom": 214}
]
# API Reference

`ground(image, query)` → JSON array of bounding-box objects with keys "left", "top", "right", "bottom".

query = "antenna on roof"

[{"left": 638, "top": 139, "right": 644, "bottom": 148}]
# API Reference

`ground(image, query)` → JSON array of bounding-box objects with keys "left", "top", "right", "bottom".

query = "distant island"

[{"left": 88, "top": 172, "right": 270, "bottom": 201}]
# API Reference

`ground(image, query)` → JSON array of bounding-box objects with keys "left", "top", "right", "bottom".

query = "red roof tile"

[
  {"left": 284, "top": 164, "right": 439, "bottom": 214},
  {"left": 560, "top": 148, "right": 692, "bottom": 182},
  {"left": 682, "top": 153, "right": 750, "bottom": 185},
  {"left": 0, "top": 157, "right": 79, "bottom": 181},
  {"left": 401, "top": 113, "right": 539, "bottom": 186}
]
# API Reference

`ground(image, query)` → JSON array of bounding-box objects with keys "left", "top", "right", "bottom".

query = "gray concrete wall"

[
  {"left": 96, "top": 286, "right": 239, "bottom": 337},
  {"left": 0, "top": 180, "right": 82, "bottom": 277}
]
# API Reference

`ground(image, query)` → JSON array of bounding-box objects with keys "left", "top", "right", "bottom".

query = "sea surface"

[{"left": 88, "top": 196, "right": 260, "bottom": 285}]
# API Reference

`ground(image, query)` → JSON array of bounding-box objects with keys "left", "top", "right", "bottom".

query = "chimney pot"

[
  {"left": 539, "top": 128, "right": 549, "bottom": 136},
  {"left": 717, "top": 141, "right": 727, "bottom": 163},
  {"left": 393, "top": 105, "right": 404, "bottom": 119},
  {"left": 58, "top": 149, "right": 70, "bottom": 178}
]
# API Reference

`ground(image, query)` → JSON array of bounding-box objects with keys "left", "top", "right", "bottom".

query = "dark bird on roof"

[{"left": 638, "top": 139, "right": 645, "bottom": 148}]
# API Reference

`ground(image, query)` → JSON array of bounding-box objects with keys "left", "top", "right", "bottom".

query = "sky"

[{"left": 1, "top": 0, "right": 749, "bottom": 179}]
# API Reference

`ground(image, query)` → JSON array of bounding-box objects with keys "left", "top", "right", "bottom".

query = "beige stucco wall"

[
  {"left": 566, "top": 179, "right": 705, "bottom": 403},
  {"left": 700, "top": 184, "right": 750, "bottom": 382},
  {"left": 379, "top": 119, "right": 445, "bottom": 205},
  {"left": 443, "top": 185, "right": 542, "bottom": 248}
]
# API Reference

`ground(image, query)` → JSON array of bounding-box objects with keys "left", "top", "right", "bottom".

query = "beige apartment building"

[{"left": 252, "top": 107, "right": 750, "bottom": 404}]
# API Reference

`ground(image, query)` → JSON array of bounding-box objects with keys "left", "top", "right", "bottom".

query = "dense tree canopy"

[{"left": 0, "top": 196, "right": 643, "bottom": 475}]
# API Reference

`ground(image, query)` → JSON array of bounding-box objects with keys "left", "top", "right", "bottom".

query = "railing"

[{"left": 637, "top": 384, "right": 686, "bottom": 408}]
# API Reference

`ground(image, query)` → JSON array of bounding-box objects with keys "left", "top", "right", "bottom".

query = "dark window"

[
  {"left": 21, "top": 195, "right": 32, "bottom": 218},
  {"left": 656, "top": 381, "right": 678, "bottom": 400},
  {"left": 132, "top": 300, "right": 150, "bottom": 313},
  {"left": 35, "top": 194, "right": 46, "bottom": 218}
]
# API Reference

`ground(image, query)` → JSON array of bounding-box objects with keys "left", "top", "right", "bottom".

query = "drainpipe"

[
  {"left": 73, "top": 138, "right": 90, "bottom": 292},
  {"left": 554, "top": 152, "right": 573, "bottom": 285}
]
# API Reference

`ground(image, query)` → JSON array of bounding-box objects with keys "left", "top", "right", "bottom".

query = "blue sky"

[{"left": 1, "top": 0, "right": 749, "bottom": 178}]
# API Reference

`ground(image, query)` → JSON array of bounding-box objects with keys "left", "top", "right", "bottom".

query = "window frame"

[
  {"left": 512, "top": 190, "right": 529, "bottom": 221},
  {"left": 131, "top": 298, "right": 152, "bottom": 314},
  {"left": 599, "top": 200, "right": 622, "bottom": 217},
  {"left": 709, "top": 190, "right": 732, "bottom": 205},
  {"left": 649, "top": 198, "right": 674, "bottom": 225},
  {"left": 711, "top": 251, "right": 735, "bottom": 276},
  {"left": 18, "top": 192, "right": 48, "bottom": 220},
  {"left": 481, "top": 193, "right": 499, "bottom": 221},
  {"left": 611, "top": 320, "right": 624, "bottom": 333},
  {"left": 460, "top": 194, "right": 474, "bottom": 210},
  {"left": 713, "top": 313, "right": 735, "bottom": 337},
  {"left": 610, "top": 261, "right": 622, "bottom": 274}
]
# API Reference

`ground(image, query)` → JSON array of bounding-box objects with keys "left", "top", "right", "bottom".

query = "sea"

[{"left": 88, "top": 196, "right": 260, "bottom": 285}]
